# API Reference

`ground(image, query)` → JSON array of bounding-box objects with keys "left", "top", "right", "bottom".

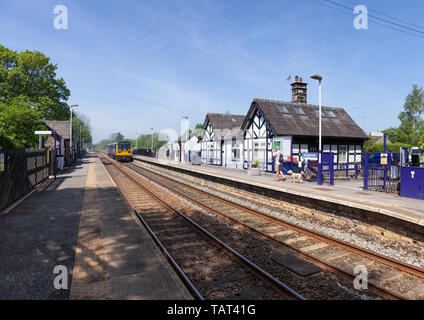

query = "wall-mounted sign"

[
  {"left": 381, "top": 153, "right": 388, "bottom": 165},
  {"left": 302, "top": 152, "right": 318, "bottom": 161},
  {"left": 34, "top": 131, "right": 52, "bottom": 135}
]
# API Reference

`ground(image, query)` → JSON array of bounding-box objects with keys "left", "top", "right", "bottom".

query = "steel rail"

[
  {"left": 127, "top": 162, "right": 424, "bottom": 299},
  {"left": 98, "top": 155, "right": 203, "bottom": 300},
  {"left": 100, "top": 153, "right": 305, "bottom": 300},
  {"left": 129, "top": 161, "right": 424, "bottom": 279}
]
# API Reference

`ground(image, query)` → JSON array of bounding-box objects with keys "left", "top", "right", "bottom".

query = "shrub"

[{"left": 251, "top": 160, "right": 260, "bottom": 168}]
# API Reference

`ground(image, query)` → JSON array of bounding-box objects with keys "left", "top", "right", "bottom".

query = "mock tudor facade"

[
  {"left": 199, "top": 76, "right": 368, "bottom": 172},
  {"left": 201, "top": 113, "right": 245, "bottom": 166},
  {"left": 241, "top": 76, "right": 368, "bottom": 171}
]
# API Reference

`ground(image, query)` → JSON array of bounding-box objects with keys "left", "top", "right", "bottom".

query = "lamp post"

[
  {"left": 135, "top": 132, "right": 138, "bottom": 151},
  {"left": 182, "top": 116, "right": 189, "bottom": 162},
  {"left": 69, "top": 104, "right": 78, "bottom": 165},
  {"left": 310, "top": 74, "right": 322, "bottom": 184},
  {"left": 79, "top": 124, "right": 82, "bottom": 156},
  {"left": 150, "top": 128, "right": 154, "bottom": 150}
]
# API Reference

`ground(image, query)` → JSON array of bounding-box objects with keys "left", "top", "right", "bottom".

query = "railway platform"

[
  {"left": 0, "top": 153, "right": 192, "bottom": 300},
  {"left": 134, "top": 156, "right": 424, "bottom": 244}
]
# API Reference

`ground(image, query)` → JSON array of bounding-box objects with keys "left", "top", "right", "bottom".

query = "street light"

[
  {"left": 69, "top": 104, "right": 79, "bottom": 165},
  {"left": 182, "top": 116, "right": 189, "bottom": 162},
  {"left": 310, "top": 74, "right": 322, "bottom": 184}
]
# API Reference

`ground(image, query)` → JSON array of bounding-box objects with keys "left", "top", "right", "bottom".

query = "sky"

[{"left": 1, "top": 0, "right": 423, "bottom": 143}]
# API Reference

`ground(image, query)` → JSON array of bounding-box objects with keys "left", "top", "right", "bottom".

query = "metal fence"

[
  {"left": 0, "top": 148, "right": 50, "bottom": 212},
  {"left": 364, "top": 153, "right": 400, "bottom": 193}
]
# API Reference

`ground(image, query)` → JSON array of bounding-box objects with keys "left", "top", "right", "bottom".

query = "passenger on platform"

[{"left": 273, "top": 146, "right": 286, "bottom": 181}]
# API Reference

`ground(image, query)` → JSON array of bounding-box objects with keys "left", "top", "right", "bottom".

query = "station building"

[
  {"left": 242, "top": 76, "right": 368, "bottom": 171},
  {"left": 201, "top": 113, "right": 245, "bottom": 166},
  {"left": 43, "top": 120, "right": 72, "bottom": 169},
  {"left": 200, "top": 76, "right": 368, "bottom": 172}
]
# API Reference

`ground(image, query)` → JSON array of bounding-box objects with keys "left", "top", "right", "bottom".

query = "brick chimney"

[{"left": 291, "top": 75, "right": 307, "bottom": 104}]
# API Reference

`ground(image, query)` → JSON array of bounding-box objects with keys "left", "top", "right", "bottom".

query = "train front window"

[{"left": 118, "top": 143, "right": 131, "bottom": 151}]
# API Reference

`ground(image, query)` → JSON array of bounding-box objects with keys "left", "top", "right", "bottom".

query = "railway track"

[
  {"left": 98, "top": 153, "right": 305, "bottom": 300},
  {"left": 126, "top": 159, "right": 424, "bottom": 300}
]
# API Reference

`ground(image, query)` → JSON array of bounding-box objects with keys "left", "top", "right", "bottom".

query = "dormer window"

[
  {"left": 313, "top": 107, "right": 327, "bottom": 119},
  {"left": 276, "top": 104, "right": 290, "bottom": 115},
  {"left": 293, "top": 105, "right": 306, "bottom": 116},
  {"left": 325, "top": 109, "right": 337, "bottom": 119}
]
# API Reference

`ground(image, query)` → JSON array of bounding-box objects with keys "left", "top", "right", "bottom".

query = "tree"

[
  {"left": 0, "top": 96, "right": 44, "bottom": 148},
  {"left": 0, "top": 45, "right": 71, "bottom": 120},
  {"left": 364, "top": 142, "right": 411, "bottom": 153},
  {"left": 110, "top": 132, "right": 125, "bottom": 142},
  {"left": 71, "top": 112, "right": 93, "bottom": 151},
  {"left": 398, "top": 84, "right": 424, "bottom": 146},
  {"left": 382, "top": 127, "right": 409, "bottom": 144}
]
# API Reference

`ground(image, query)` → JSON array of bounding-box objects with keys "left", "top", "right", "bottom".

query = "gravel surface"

[
  {"left": 130, "top": 164, "right": 381, "bottom": 300},
  {"left": 137, "top": 162, "right": 423, "bottom": 269}
]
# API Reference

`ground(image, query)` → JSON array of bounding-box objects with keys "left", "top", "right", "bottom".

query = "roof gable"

[
  {"left": 242, "top": 99, "right": 367, "bottom": 139},
  {"left": 202, "top": 113, "right": 245, "bottom": 140},
  {"left": 44, "top": 121, "right": 70, "bottom": 139}
]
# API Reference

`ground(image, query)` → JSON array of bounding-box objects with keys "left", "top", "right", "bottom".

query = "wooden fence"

[{"left": 0, "top": 148, "right": 51, "bottom": 212}]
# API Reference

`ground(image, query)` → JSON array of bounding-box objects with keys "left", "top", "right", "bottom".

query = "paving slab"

[{"left": 0, "top": 153, "right": 192, "bottom": 300}]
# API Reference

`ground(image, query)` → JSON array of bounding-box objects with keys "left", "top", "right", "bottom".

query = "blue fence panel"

[
  {"left": 400, "top": 166, "right": 424, "bottom": 200},
  {"left": 321, "top": 152, "right": 334, "bottom": 185}
]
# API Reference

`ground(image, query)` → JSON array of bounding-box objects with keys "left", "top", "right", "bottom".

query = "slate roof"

[
  {"left": 223, "top": 127, "right": 244, "bottom": 141},
  {"left": 203, "top": 113, "right": 245, "bottom": 140},
  {"left": 43, "top": 121, "right": 71, "bottom": 139},
  {"left": 242, "top": 99, "right": 368, "bottom": 139},
  {"left": 371, "top": 135, "right": 392, "bottom": 144}
]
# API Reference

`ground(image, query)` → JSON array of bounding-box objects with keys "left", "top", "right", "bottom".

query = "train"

[{"left": 107, "top": 141, "right": 133, "bottom": 162}]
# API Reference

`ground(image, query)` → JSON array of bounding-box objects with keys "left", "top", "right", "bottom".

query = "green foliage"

[
  {"left": 72, "top": 112, "right": 93, "bottom": 149},
  {"left": 382, "top": 127, "right": 409, "bottom": 144},
  {"left": 95, "top": 131, "right": 168, "bottom": 151},
  {"left": 194, "top": 123, "right": 203, "bottom": 130},
  {"left": 364, "top": 142, "right": 411, "bottom": 153},
  {"left": 0, "top": 44, "right": 89, "bottom": 150},
  {"left": 133, "top": 132, "right": 166, "bottom": 150},
  {"left": 251, "top": 160, "right": 260, "bottom": 168},
  {"left": 95, "top": 132, "right": 127, "bottom": 150},
  {"left": 0, "top": 44, "right": 71, "bottom": 120},
  {"left": 0, "top": 96, "right": 44, "bottom": 148},
  {"left": 369, "top": 85, "right": 424, "bottom": 152},
  {"left": 382, "top": 85, "right": 424, "bottom": 147}
]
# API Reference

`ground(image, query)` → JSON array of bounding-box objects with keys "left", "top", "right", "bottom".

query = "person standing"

[{"left": 273, "top": 146, "right": 285, "bottom": 181}]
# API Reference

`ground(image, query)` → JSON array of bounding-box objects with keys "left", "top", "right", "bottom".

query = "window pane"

[
  {"left": 276, "top": 104, "right": 290, "bottom": 114},
  {"left": 293, "top": 105, "right": 306, "bottom": 115}
]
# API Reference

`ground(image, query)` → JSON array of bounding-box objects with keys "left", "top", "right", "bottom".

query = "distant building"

[
  {"left": 370, "top": 132, "right": 392, "bottom": 145},
  {"left": 43, "top": 120, "right": 72, "bottom": 169},
  {"left": 200, "top": 113, "right": 245, "bottom": 166},
  {"left": 177, "top": 130, "right": 201, "bottom": 162}
]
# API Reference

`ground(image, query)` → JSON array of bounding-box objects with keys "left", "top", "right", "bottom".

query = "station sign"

[
  {"left": 34, "top": 131, "right": 52, "bottom": 135},
  {"left": 302, "top": 152, "right": 318, "bottom": 161}
]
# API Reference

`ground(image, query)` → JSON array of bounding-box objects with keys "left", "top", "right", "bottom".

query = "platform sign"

[
  {"left": 34, "top": 130, "right": 52, "bottom": 135},
  {"left": 302, "top": 152, "right": 318, "bottom": 161},
  {"left": 381, "top": 153, "right": 388, "bottom": 165}
]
